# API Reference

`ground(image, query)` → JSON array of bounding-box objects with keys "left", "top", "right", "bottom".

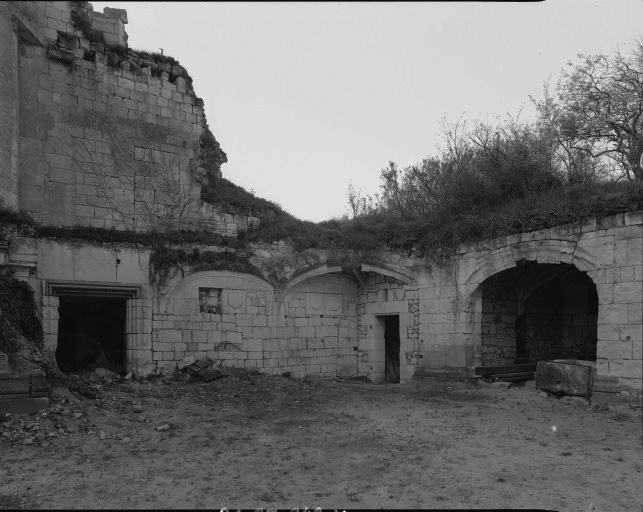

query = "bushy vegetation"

[
  {"left": 3, "top": 38, "right": 640, "bottom": 264},
  {"left": 336, "top": 42, "right": 642, "bottom": 255},
  {"left": 0, "top": 207, "right": 241, "bottom": 249},
  {"left": 200, "top": 41, "right": 642, "bottom": 257},
  {"left": 149, "top": 246, "right": 259, "bottom": 285},
  {"left": 0, "top": 271, "right": 43, "bottom": 357}
]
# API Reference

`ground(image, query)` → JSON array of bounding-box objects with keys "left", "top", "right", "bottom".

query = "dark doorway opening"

[
  {"left": 384, "top": 315, "right": 400, "bottom": 383},
  {"left": 56, "top": 296, "right": 126, "bottom": 373},
  {"left": 480, "top": 261, "right": 598, "bottom": 367}
]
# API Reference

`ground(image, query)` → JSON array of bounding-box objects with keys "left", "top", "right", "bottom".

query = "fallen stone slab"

[{"left": 535, "top": 360, "right": 595, "bottom": 397}]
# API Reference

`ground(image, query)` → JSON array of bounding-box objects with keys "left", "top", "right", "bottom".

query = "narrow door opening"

[
  {"left": 56, "top": 296, "right": 126, "bottom": 373},
  {"left": 384, "top": 315, "right": 400, "bottom": 383}
]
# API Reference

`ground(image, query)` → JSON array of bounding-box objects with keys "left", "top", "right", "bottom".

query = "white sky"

[{"left": 92, "top": 1, "right": 643, "bottom": 222}]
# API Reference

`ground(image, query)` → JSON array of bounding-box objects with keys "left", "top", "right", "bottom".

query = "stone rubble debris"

[{"left": 181, "top": 357, "right": 225, "bottom": 382}]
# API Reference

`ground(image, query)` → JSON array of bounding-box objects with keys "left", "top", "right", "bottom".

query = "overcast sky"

[{"left": 93, "top": 1, "right": 643, "bottom": 222}]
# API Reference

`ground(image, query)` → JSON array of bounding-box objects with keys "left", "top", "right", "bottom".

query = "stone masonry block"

[
  {"left": 157, "top": 330, "right": 181, "bottom": 343},
  {"left": 628, "top": 303, "right": 642, "bottom": 324},
  {"left": 624, "top": 211, "right": 643, "bottom": 226},
  {"left": 627, "top": 238, "right": 642, "bottom": 265},
  {"left": 597, "top": 304, "right": 629, "bottom": 325},
  {"left": 192, "top": 331, "right": 207, "bottom": 343},
  {"left": 619, "top": 325, "right": 642, "bottom": 343},
  {"left": 609, "top": 359, "right": 642, "bottom": 379},
  {"left": 633, "top": 342, "right": 642, "bottom": 360},
  {"left": 596, "top": 341, "right": 632, "bottom": 360},
  {"left": 613, "top": 282, "right": 642, "bottom": 304}
]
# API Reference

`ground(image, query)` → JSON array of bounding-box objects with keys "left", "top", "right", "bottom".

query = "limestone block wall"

[
  {"left": 356, "top": 274, "right": 420, "bottom": 382},
  {"left": 416, "top": 211, "right": 643, "bottom": 390},
  {"left": 282, "top": 274, "right": 358, "bottom": 378},
  {"left": 150, "top": 271, "right": 359, "bottom": 378},
  {"left": 1, "top": 1, "right": 257, "bottom": 237},
  {"left": 88, "top": 6, "right": 128, "bottom": 47},
  {"left": 0, "top": 2, "right": 46, "bottom": 210},
  {"left": 2, "top": 211, "right": 640, "bottom": 388},
  {"left": 0, "top": 7, "right": 19, "bottom": 210}
]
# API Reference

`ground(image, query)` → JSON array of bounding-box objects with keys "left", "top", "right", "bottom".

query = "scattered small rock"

[
  {"left": 177, "top": 356, "right": 196, "bottom": 370},
  {"left": 132, "top": 404, "right": 144, "bottom": 413},
  {"left": 99, "top": 430, "right": 106, "bottom": 440},
  {"left": 490, "top": 381, "right": 512, "bottom": 389},
  {"left": 156, "top": 423, "right": 170, "bottom": 432},
  {"left": 121, "top": 437, "right": 131, "bottom": 444}
]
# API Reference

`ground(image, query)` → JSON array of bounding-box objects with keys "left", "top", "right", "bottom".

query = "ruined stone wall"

[
  {"left": 2, "top": 210, "right": 640, "bottom": 388},
  {"left": 419, "top": 211, "right": 643, "bottom": 390},
  {"left": 2, "top": 1, "right": 258, "bottom": 236},
  {"left": 145, "top": 271, "right": 359, "bottom": 378},
  {"left": 282, "top": 274, "right": 358, "bottom": 378},
  {"left": 0, "top": 2, "right": 46, "bottom": 210},
  {"left": 355, "top": 274, "right": 420, "bottom": 382}
]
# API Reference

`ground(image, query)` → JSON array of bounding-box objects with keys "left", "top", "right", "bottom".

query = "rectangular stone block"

[
  {"left": 609, "top": 359, "right": 642, "bottom": 379},
  {"left": 619, "top": 325, "right": 642, "bottom": 343},
  {"left": 627, "top": 238, "right": 642, "bottom": 265},
  {"left": 536, "top": 361, "right": 594, "bottom": 397},
  {"left": 192, "top": 331, "right": 207, "bottom": 343},
  {"left": 628, "top": 303, "right": 642, "bottom": 323},
  {"left": 252, "top": 327, "right": 270, "bottom": 338},
  {"left": 624, "top": 211, "right": 643, "bottom": 227},
  {"left": 596, "top": 341, "right": 632, "bottom": 360},
  {"left": 613, "top": 282, "right": 642, "bottom": 304},
  {"left": 596, "top": 324, "right": 619, "bottom": 341},
  {"left": 157, "top": 330, "right": 181, "bottom": 343}
]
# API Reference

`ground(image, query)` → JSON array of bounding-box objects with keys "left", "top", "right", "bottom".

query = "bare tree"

[{"left": 533, "top": 41, "right": 643, "bottom": 181}]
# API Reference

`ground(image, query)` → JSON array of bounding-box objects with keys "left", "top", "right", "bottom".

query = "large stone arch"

[
  {"left": 165, "top": 270, "right": 274, "bottom": 299},
  {"left": 455, "top": 239, "right": 602, "bottom": 368},
  {"left": 159, "top": 270, "right": 277, "bottom": 319},
  {"left": 283, "top": 263, "right": 416, "bottom": 296},
  {"left": 458, "top": 239, "right": 600, "bottom": 298}
]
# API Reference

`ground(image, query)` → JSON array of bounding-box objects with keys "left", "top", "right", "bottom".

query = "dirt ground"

[{"left": 1, "top": 370, "right": 641, "bottom": 511}]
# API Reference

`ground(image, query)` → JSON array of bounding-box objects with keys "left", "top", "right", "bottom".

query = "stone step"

[
  {"left": 0, "top": 374, "right": 50, "bottom": 414},
  {"left": 0, "top": 396, "right": 49, "bottom": 415}
]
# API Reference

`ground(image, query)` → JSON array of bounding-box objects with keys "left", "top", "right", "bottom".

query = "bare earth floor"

[{"left": 1, "top": 373, "right": 641, "bottom": 511}]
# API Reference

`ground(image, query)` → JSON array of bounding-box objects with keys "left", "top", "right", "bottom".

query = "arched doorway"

[{"left": 478, "top": 260, "right": 598, "bottom": 367}]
